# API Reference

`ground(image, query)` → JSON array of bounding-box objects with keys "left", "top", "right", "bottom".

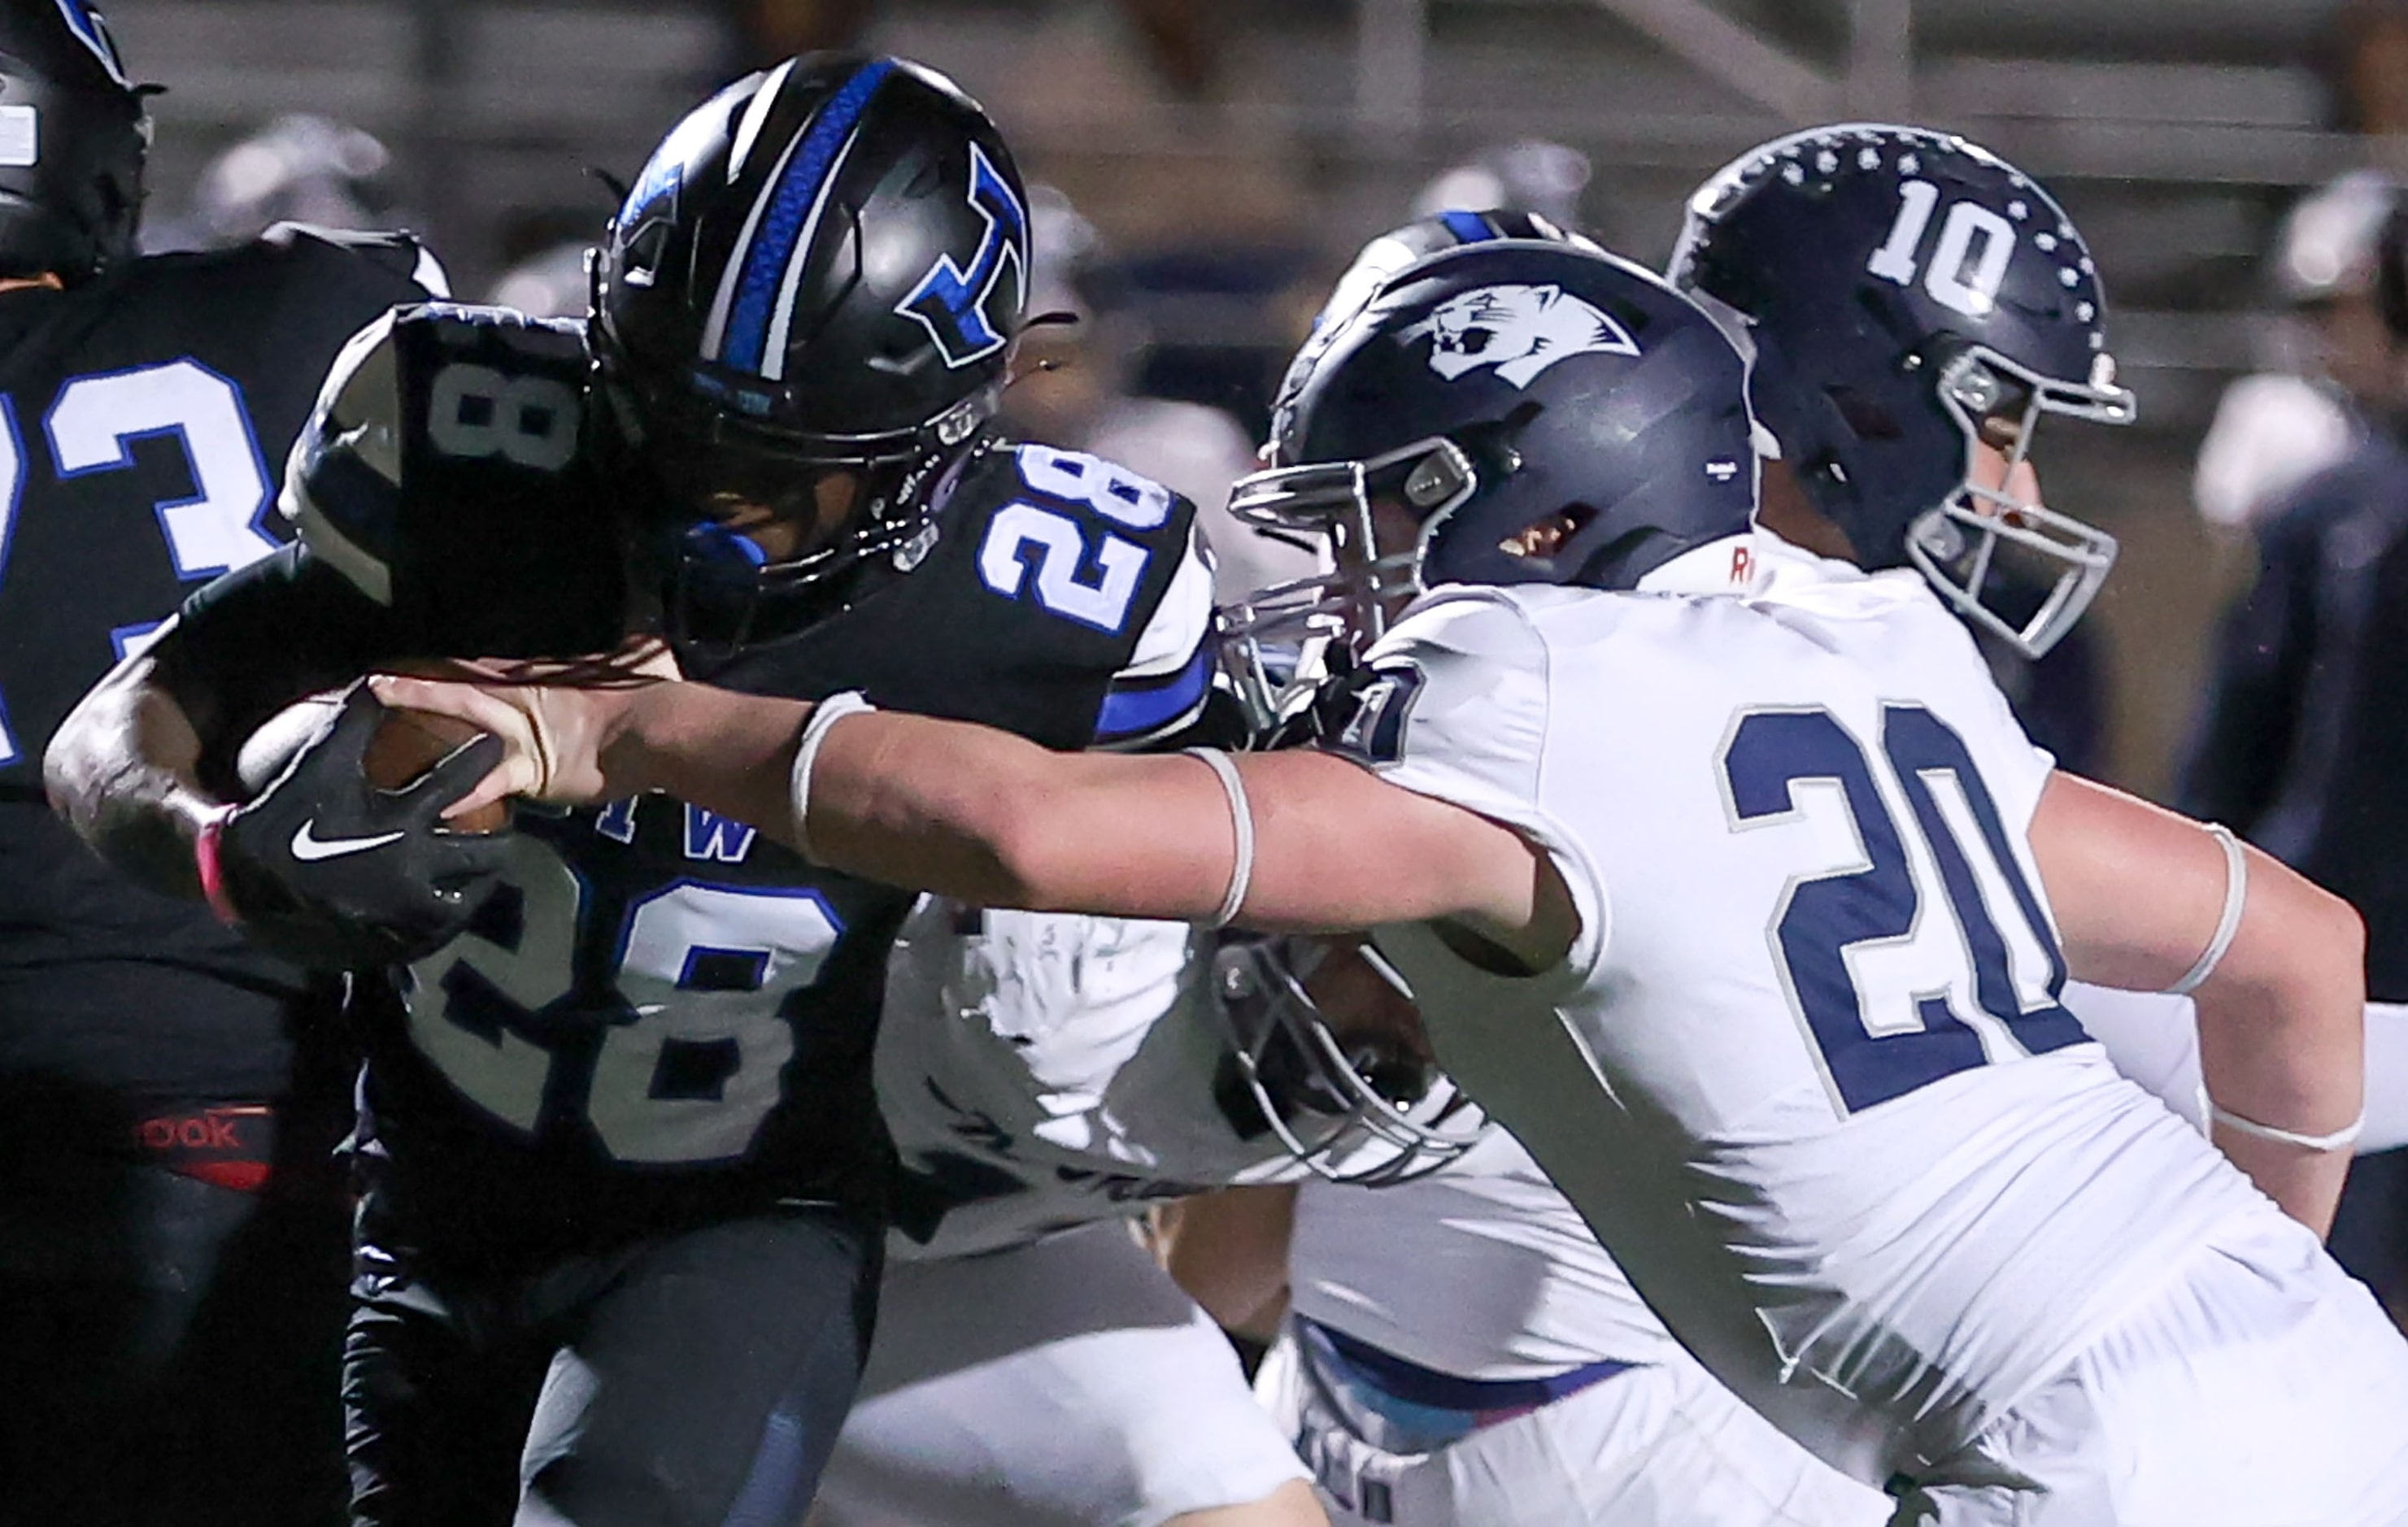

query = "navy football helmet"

[
  {"left": 1224, "top": 239, "right": 1755, "bottom": 723},
  {"left": 1670, "top": 124, "right": 2135, "bottom": 658},
  {"left": 1226, "top": 213, "right": 1600, "bottom": 720},
  {"left": 0, "top": 0, "right": 148, "bottom": 281},
  {"left": 592, "top": 54, "right": 1030, "bottom": 650}
]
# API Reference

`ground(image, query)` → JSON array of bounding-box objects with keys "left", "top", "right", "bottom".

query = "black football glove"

[{"left": 200, "top": 685, "right": 512, "bottom": 970}]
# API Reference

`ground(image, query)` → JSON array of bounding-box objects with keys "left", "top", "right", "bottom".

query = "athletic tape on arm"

[
  {"left": 2166, "top": 824, "right": 2247, "bottom": 997},
  {"left": 1184, "top": 747, "right": 1253, "bottom": 928},
  {"left": 788, "top": 691, "right": 877, "bottom": 864}
]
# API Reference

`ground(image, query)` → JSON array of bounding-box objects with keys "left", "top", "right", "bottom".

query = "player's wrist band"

[
  {"left": 2206, "top": 1100, "right": 2364, "bottom": 1153},
  {"left": 789, "top": 691, "right": 877, "bottom": 864},
  {"left": 194, "top": 804, "right": 243, "bottom": 928},
  {"left": 1184, "top": 747, "right": 1253, "bottom": 929},
  {"left": 2166, "top": 823, "right": 2247, "bottom": 997}
]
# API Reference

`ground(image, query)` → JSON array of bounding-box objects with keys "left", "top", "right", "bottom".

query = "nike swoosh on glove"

[{"left": 205, "top": 684, "right": 512, "bottom": 970}]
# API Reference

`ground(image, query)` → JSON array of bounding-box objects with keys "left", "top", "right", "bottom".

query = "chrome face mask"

[
  {"left": 1217, "top": 437, "right": 1474, "bottom": 733},
  {"left": 1210, "top": 932, "right": 1488, "bottom": 1186},
  {"left": 1906, "top": 346, "right": 2136, "bottom": 660}
]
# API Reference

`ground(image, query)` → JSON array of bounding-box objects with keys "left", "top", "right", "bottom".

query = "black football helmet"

[
  {"left": 592, "top": 54, "right": 1030, "bottom": 650},
  {"left": 0, "top": 0, "right": 147, "bottom": 281},
  {"left": 1213, "top": 932, "right": 1487, "bottom": 1185},
  {"left": 1227, "top": 211, "right": 1600, "bottom": 722},
  {"left": 1670, "top": 124, "right": 2136, "bottom": 659},
  {"left": 1225, "top": 240, "right": 1755, "bottom": 724}
]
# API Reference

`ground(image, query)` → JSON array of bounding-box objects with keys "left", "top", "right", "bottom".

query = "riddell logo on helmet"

[{"left": 1404, "top": 284, "right": 1639, "bottom": 388}]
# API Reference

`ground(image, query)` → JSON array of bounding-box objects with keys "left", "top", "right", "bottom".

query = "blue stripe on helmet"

[
  {"left": 54, "top": 0, "right": 131, "bottom": 86},
  {"left": 721, "top": 57, "right": 897, "bottom": 376},
  {"left": 1439, "top": 210, "right": 1499, "bottom": 246}
]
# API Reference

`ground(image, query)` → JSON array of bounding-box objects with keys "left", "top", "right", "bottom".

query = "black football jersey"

[
  {"left": 0, "top": 226, "right": 433, "bottom": 1102},
  {"left": 172, "top": 307, "right": 1214, "bottom": 1257}
]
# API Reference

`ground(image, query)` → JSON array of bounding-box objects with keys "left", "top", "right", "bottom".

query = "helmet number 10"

[{"left": 1866, "top": 180, "right": 2018, "bottom": 320}]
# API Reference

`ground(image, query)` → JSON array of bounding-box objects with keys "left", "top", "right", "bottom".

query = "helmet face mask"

[
  {"left": 633, "top": 406, "right": 963, "bottom": 653},
  {"left": 1217, "top": 437, "right": 1465, "bottom": 730},
  {"left": 1211, "top": 933, "right": 1487, "bottom": 1185},
  {"left": 1907, "top": 341, "right": 2135, "bottom": 659}
]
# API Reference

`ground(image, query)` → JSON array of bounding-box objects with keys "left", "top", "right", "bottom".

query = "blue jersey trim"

[
  {"left": 1094, "top": 642, "right": 1212, "bottom": 741},
  {"left": 1303, "top": 1317, "right": 1636, "bottom": 1412},
  {"left": 721, "top": 59, "right": 897, "bottom": 376}
]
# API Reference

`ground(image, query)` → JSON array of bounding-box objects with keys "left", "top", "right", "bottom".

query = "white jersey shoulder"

[
  {"left": 1359, "top": 534, "right": 2270, "bottom": 1482},
  {"left": 878, "top": 899, "right": 1300, "bottom": 1259}
]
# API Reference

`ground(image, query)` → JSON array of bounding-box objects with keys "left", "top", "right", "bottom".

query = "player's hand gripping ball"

[
  {"left": 239, "top": 689, "right": 512, "bottom": 833},
  {"left": 211, "top": 680, "right": 514, "bottom": 970}
]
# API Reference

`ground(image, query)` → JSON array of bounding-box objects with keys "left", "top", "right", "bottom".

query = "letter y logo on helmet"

[
  {"left": 1403, "top": 283, "right": 1639, "bottom": 388},
  {"left": 895, "top": 142, "right": 1028, "bottom": 368}
]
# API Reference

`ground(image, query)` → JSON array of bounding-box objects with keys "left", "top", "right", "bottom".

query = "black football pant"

[
  {"left": 343, "top": 1202, "right": 880, "bottom": 1527},
  {"left": 0, "top": 1129, "right": 353, "bottom": 1527}
]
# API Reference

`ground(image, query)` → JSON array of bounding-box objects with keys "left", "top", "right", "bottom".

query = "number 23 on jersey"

[{"left": 0, "top": 359, "right": 279, "bottom": 764}]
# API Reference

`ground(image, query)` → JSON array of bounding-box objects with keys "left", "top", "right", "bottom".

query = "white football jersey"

[
  {"left": 877, "top": 900, "right": 1302, "bottom": 1259},
  {"left": 1290, "top": 1129, "right": 1681, "bottom": 1379},
  {"left": 1289, "top": 983, "right": 2314, "bottom": 1384},
  {"left": 1354, "top": 533, "right": 2272, "bottom": 1485}
]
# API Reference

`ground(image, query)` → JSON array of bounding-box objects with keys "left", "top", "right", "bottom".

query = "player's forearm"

[
  {"left": 43, "top": 654, "right": 223, "bottom": 900},
  {"left": 2034, "top": 772, "right": 2364, "bottom": 1230},
  {"left": 609, "top": 680, "right": 812, "bottom": 838},
  {"left": 392, "top": 676, "right": 1550, "bottom": 938},
  {"left": 803, "top": 707, "right": 1236, "bottom": 920},
  {"left": 2190, "top": 871, "right": 2364, "bottom": 1235},
  {"left": 612, "top": 683, "right": 1239, "bottom": 920}
]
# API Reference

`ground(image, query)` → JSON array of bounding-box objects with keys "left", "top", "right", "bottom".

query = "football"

[{"left": 234, "top": 687, "right": 510, "bottom": 834}]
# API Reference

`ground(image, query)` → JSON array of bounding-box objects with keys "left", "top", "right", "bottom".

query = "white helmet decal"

[{"left": 1404, "top": 282, "right": 1639, "bottom": 388}]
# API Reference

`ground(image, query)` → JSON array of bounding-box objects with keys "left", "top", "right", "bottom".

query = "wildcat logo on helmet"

[
  {"left": 1404, "top": 283, "right": 1639, "bottom": 388},
  {"left": 895, "top": 142, "right": 1027, "bottom": 369}
]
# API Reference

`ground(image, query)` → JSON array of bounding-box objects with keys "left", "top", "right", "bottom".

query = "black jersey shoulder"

[
  {"left": 281, "top": 302, "right": 631, "bottom": 661},
  {"left": 258, "top": 221, "right": 446, "bottom": 291},
  {"left": 694, "top": 440, "right": 1207, "bottom": 750}
]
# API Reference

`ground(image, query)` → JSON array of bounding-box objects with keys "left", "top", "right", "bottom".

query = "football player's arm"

[
  {"left": 47, "top": 548, "right": 395, "bottom": 898},
  {"left": 2030, "top": 771, "right": 2364, "bottom": 1233},
  {"left": 1154, "top": 1185, "right": 1299, "bottom": 1342},
  {"left": 44, "top": 616, "right": 229, "bottom": 899},
  {"left": 2068, "top": 985, "right": 2408, "bottom": 1153},
  {"left": 373, "top": 674, "right": 1574, "bottom": 964}
]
